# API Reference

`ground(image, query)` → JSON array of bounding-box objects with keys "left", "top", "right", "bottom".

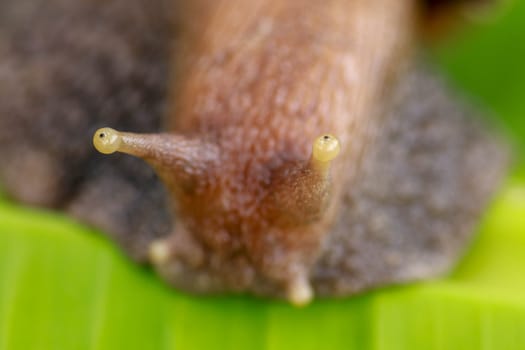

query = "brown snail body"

[{"left": 0, "top": 0, "right": 507, "bottom": 305}]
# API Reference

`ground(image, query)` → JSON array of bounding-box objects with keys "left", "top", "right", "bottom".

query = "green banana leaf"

[
  {"left": 0, "top": 177, "right": 524, "bottom": 350},
  {"left": 1, "top": 1, "right": 525, "bottom": 349}
]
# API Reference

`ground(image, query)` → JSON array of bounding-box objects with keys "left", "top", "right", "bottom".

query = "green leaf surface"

[{"left": 0, "top": 181, "right": 525, "bottom": 350}]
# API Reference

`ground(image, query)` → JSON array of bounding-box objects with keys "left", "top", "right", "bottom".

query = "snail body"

[
  {"left": 0, "top": 0, "right": 507, "bottom": 305},
  {"left": 94, "top": 0, "right": 418, "bottom": 304}
]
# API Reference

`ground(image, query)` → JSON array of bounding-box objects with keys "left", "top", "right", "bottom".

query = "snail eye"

[
  {"left": 93, "top": 127, "right": 122, "bottom": 154},
  {"left": 312, "top": 134, "right": 340, "bottom": 162}
]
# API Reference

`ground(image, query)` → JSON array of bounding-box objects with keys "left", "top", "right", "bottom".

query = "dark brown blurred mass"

[{"left": 0, "top": 0, "right": 173, "bottom": 261}]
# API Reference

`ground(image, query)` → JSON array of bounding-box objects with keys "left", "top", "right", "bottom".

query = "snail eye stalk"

[
  {"left": 92, "top": 127, "right": 218, "bottom": 192},
  {"left": 266, "top": 133, "right": 341, "bottom": 225},
  {"left": 311, "top": 134, "right": 341, "bottom": 172}
]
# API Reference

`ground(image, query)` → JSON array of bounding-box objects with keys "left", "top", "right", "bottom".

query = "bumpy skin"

[
  {"left": 0, "top": 0, "right": 507, "bottom": 300},
  {"left": 140, "top": 62, "right": 508, "bottom": 299},
  {"left": 147, "top": 0, "right": 419, "bottom": 299}
]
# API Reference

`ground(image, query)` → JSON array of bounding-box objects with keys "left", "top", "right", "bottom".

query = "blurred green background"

[
  {"left": 434, "top": 0, "right": 525, "bottom": 158},
  {"left": 1, "top": 2, "right": 525, "bottom": 350}
]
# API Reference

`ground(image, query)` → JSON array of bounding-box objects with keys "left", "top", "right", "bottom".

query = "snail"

[{"left": 0, "top": 0, "right": 507, "bottom": 305}]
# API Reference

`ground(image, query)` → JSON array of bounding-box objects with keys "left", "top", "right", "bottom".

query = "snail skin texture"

[{"left": 0, "top": 0, "right": 507, "bottom": 305}]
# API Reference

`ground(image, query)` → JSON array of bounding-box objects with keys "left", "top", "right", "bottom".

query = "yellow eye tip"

[
  {"left": 93, "top": 127, "right": 122, "bottom": 154},
  {"left": 312, "top": 134, "right": 340, "bottom": 162}
]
